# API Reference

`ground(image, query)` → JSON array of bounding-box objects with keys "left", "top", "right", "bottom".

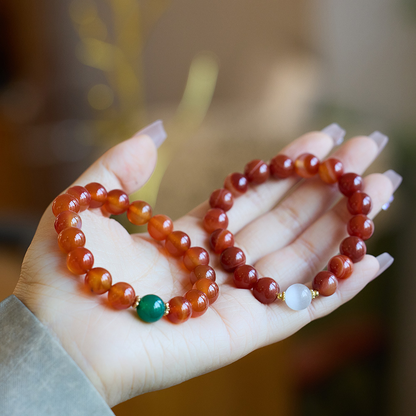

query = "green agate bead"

[{"left": 137, "top": 295, "right": 166, "bottom": 323}]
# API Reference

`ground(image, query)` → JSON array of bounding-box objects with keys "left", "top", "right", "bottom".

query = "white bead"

[{"left": 285, "top": 284, "right": 312, "bottom": 311}]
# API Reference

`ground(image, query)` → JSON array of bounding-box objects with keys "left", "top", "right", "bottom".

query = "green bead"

[{"left": 136, "top": 294, "right": 166, "bottom": 323}]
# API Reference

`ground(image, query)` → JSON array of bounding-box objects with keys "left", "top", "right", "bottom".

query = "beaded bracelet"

[
  {"left": 202, "top": 153, "right": 374, "bottom": 310},
  {"left": 52, "top": 183, "right": 219, "bottom": 324}
]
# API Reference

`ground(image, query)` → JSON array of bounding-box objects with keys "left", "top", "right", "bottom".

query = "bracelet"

[
  {"left": 52, "top": 184, "right": 219, "bottom": 324},
  {"left": 202, "top": 153, "right": 374, "bottom": 310}
]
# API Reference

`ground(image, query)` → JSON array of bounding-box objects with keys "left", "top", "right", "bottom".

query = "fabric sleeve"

[{"left": 0, "top": 295, "right": 115, "bottom": 416}]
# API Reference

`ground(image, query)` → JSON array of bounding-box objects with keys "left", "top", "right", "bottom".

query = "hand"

[{"left": 13, "top": 127, "right": 395, "bottom": 407}]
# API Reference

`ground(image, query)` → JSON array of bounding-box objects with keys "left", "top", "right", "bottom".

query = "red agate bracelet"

[
  {"left": 52, "top": 183, "right": 219, "bottom": 324},
  {"left": 203, "top": 153, "right": 374, "bottom": 310}
]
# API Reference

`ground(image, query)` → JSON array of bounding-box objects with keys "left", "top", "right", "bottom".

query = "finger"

[{"left": 237, "top": 134, "right": 385, "bottom": 264}]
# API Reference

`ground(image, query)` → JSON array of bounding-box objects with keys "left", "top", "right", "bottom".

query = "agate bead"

[
  {"left": 312, "top": 271, "right": 338, "bottom": 296},
  {"left": 347, "top": 191, "right": 372, "bottom": 215},
  {"left": 108, "top": 282, "right": 136, "bottom": 310},
  {"left": 294, "top": 153, "right": 320, "bottom": 178},
  {"left": 58, "top": 228, "right": 86, "bottom": 253},
  {"left": 340, "top": 236, "right": 367, "bottom": 263},
  {"left": 189, "top": 265, "right": 216, "bottom": 285},
  {"left": 104, "top": 189, "right": 129, "bottom": 215},
  {"left": 148, "top": 215, "right": 173, "bottom": 241},
  {"left": 54, "top": 211, "right": 82, "bottom": 234},
  {"left": 233, "top": 265, "right": 258, "bottom": 289},
  {"left": 52, "top": 194, "right": 80, "bottom": 217},
  {"left": 338, "top": 173, "right": 363, "bottom": 197},
  {"left": 347, "top": 214, "right": 374, "bottom": 241},
  {"left": 285, "top": 284, "right": 312, "bottom": 310},
  {"left": 167, "top": 296, "right": 192, "bottom": 324},
  {"left": 220, "top": 247, "right": 246, "bottom": 272},
  {"left": 203, "top": 208, "right": 229, "bottom": 233},
  {"left": 244, "top": 159, "right": 270, "bottom": 184},
  {"left": 137, "top": 294, "right": 166, "bottom": 323},
  {"left": 85, "top": 182, "right": 107, "bottom": 208},
  {"left": 67, "top": 186, "right": 91, "bottom": 211},
  {"left": 209, "top": 229, "right": 234, "bottom": 254},
  {"left": 209, "top": 189, "right": 234, "bottom": 212},
  {"left": 165, "top": 231, "right": 191, "bottom": 257},
  {"left": 85, "top": 267, "right": 112, "bottom": 294},
  {"left": 183, "top": 247, "right": 209, "bottom": 271},
  {"left": 318, "top": 158, "right": 344, "bottom": 184},
  {"left": 185, "top": 289, "right": 209, "bottom": 318},
  {"left": 269, "top": 154, "right": 294, "bottom": 179},
  {"left": 67, "top": 247, "right": 94, "bottom": 274},
  {"left": 252, "top": 277, "right": 279, "bottom": 304},
  {"left": 127, "top": 201, "right": 152, "bottom": 225},
  {"left": 328, "top": 255, "right": 354, "bottom": 280},
  {"left": 193, "top": 278, "right": 219, "bottom": 305},
  {"left": 224, "top": 173, "right": 248, "bottom": 196}
]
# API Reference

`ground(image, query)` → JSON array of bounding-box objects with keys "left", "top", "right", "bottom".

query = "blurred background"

[{"left": 0, "top": 0, "right": 415, "bottom": 415}]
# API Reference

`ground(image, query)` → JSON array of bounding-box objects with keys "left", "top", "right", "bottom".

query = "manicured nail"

[
  {"left": 321, "top": 123, "right": 346, "bottom": 145},
  {"left": 383, "top": 169, "right": 403, "bottom": 193},
  {"left": 375, "top": 253, "right": 394, "bottom": 277},
  {"left": 382, "top": 195, "right": 394, "bottom": 211},
  {"left": 368, "top": 131, "right": 388, "bottom": 155},
  {"left": 135, "top": 120, "right": 167, "bottom": 148}
]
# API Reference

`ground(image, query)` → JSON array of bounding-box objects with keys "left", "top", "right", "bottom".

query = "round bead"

[
  {"left": 108, "top": 282, "right": 136, "bottom": 310},
  {"left": 328, "top": 255, "right": 354, "bottom": 280},
  {"left": 185, "top": 289, "right": 209, "bottom": 318},
  {"left": 148, "top": 215, "right": 173, "bottom": 241},
  {"left": 233, "top": 265, "right": 258, "bottom": 289},
  {"left": 165, "top": 231, "right": 191, "bottom": 257},
  {"left": 85, "top": 267, "right": 112, "bottom": 294},
  {"left": 244, "top": 159, "right": 270, "bottom": 184},
  {"left": 58, "top": 228, "right": 86, "bottom": 253},
  {"left": 104, "top": 189, "right": 129, "bottom": 215},
  {"left": 183, "top": 247, "right": 209, "bottom": 271},
  {"left": 220, "top": 247, "right": 246, "bottom": 272},
  {"left": 203, "top": 208, "right": 229, "bottom": 233},
  {"left": 312, "top": 271, "right": 338, "bottom": 296},
  {"left": 166, "top": 296, "right": 192, "bottom": 324},
  {"left": 209, "top": 189, "right": 234, "bottom": 212},
  {"left": 269, "top": 154, "right": 294, "bottom": 179},
  {"left": 340, "top": 236, "right": 367, "bottom": 263},
  {"left": 52, "top": 194, "right": 80, "bottom": 217},
  {"left": 193, "top": 278, "right": 219, "bottom": 305},
  {"left": 85, "top": 183, "right": 108, "bottom": 208},
  {"left": 137, "top": 294, "right": 166, "bottom": 323},
  {"left": 294, "top": 153, "right": 320, "bottom": 178},
  {"left": 54, "top": 211, "right": 82, "bottom": 234},
  {"left": 209, "top": 229, "right": 234, "bottom": 254},
  {"left": 66, "top": 186, "right": 91, "bottom": 211},
  {"left": 66, "top": 247, "right": 94, "bottom": 274},
  {"left": 347, "top": 191, "right": 372, "bottom": 215},
  {"left": 189, "top": 265, "right": 216, "bottom": 285},
  {"left": 252, "top": 277, "right": 279, "bottom": 304},
  {"left": 347, "top": 214, "right": 374, "bottom": 241},
  {"left": 127, "top": 201, "right": 153, "bottom": 225},
  {"left": 224, "top": 173, "right": 248, "bottom": 196},
  {"left": 338, "top": 173, "right": 363, "bottom": 197},
  {"left": 285, "top": 284, "right": 312, "bottom": 311},
  {"left": 318, "top": 158, "right": 344, "bottom": 184}
]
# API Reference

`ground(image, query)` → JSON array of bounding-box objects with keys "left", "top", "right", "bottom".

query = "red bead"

[
  {"left": 233, "top": 265, "right": 258, "bottom": 289},
  {"left": 148, "top": 215, "right": 173, "bottom": 241},
  {"left": 66, "top": 186, "right": 91, "bottom": 211},
  {"left": 58, "top": 228, "right": 86, "bottom": 253},
  {"left": 183, "top": 247, "right": 209, "bottom": 271},
  {"left": 252, "top": 277, "right": 279, "bottom": 304},
  {"left": 338, "top": 173, "right": 363, "bottom": 197},
  {"left": 318, "top": 158, "right": 344, "bottom": 184},
  {"left": 185, "top": 289, "right": 209, "bottom": 318},
  {"left": 312, "top": 271, "right": 338, "bottom": 296},
  {"left": 189, "top": 265, "right": 216, "bottom": 285},
  {"left": 328, "top": 255, "right": 354, "bottom": 280},
  {"left": 294, "top": 153, "right": 320, "bottom": 178},
  {"left": 209, "top": 189, "right": 234, "bottom": 212},
  {"left": 340, "top": 236, "right": 367, "bottom": 263},
  {"left": 85, "top": 183, "right": 108, "bottom": 208},
  {"left": 85, "top": 267, "right": 112, "bottom": 294},
  {"left": 52, "top": 194, "right": 80, "bottom": 217},
  {"left": 165, "top": 231, "right": 191, "bottom": 257},
  {"left": 127, "top": 201, "right": 153, "bottom": 225},
  {"left": 203, "top": 208, "right": 229, "bottom": 233},
  {"left": 104, "top": 189, "right": 129, "bottom": 215},
  {"left": 347, "top": 192, "right": 372, "bottom": 215},
  {"left": 54, "top": 211, "right": 82, "bottom": 234},
  {"left": 244, "top": 159, "right": 270, "bottom": 184},
  {"left": 224, "top": 173, "right": 248, "bottom": 196},
  {"left": 220, "top": 247, "right": 246, "bottom": 272},
  {"left": 108, "top": 282, "right": 136, "bottom": 310},
  {"left": 269, "top": 154, "right": 294, "bottom": 179},
  {"left": 209, "top": 229, "right": 234, "bottom": 254},
  {"left": 347, "top": 215, "right": 374, "bottom": 241},
  {"left": 193, "top": 278, "right": 219, "bottom": 305},
  {"left": 166, "top": 296, "right": 192, "bottom": 324},
  {"left": 66, "top": 247, "right": 94, "bottom": 274}
]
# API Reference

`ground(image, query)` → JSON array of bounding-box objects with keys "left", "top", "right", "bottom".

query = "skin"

[{"left": 13, "top": 130, "right": 394, "bottom": 407}]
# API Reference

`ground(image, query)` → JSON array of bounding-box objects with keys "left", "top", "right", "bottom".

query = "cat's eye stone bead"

[
  {"left": 136, "top": 294, "right": 166, "bottom": 323},
  {"left": 285, "top": 284, "right": 312, "bottom": 310}
]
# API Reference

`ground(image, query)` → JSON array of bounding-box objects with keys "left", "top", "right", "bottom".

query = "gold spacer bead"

[
  {"left": 311, "top": 290, "right": 319, "bottom": 299},
  {"left": 132, "top": 296, "right": 141, "bottom": 309},
  {"left": 277, "top": 292, "right": 286, "bottom": 302},
  {"left": 163, "top": 302, "right": 170, "bottom": 316}
]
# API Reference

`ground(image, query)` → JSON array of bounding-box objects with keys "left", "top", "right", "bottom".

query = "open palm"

[{"left": 13, "top": 129, "right": 394, "bottom": 408}]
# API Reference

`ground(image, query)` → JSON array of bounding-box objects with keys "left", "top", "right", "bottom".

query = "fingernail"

[
  {"left": 382, "top": 195, "right": 394, "bottom": 211},
  {"left": 369, "top": 131, "right": 388, "bottom": 155},
  {"left": 321, "top": 123, "right": 346, "bottom": 145},
  {"left": 383, "top": 169, "right": 403, "bottom": 193},
  {"left": 375, "top": 252, "right": 394, "bottom": 277},
  {"left": 135, "top": 120, "right": 167, "bottom": 148}
]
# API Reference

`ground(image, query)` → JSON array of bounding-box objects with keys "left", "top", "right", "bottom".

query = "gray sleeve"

[{"left": 0, "top": 295, "right": 115, "bottom": 416}]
